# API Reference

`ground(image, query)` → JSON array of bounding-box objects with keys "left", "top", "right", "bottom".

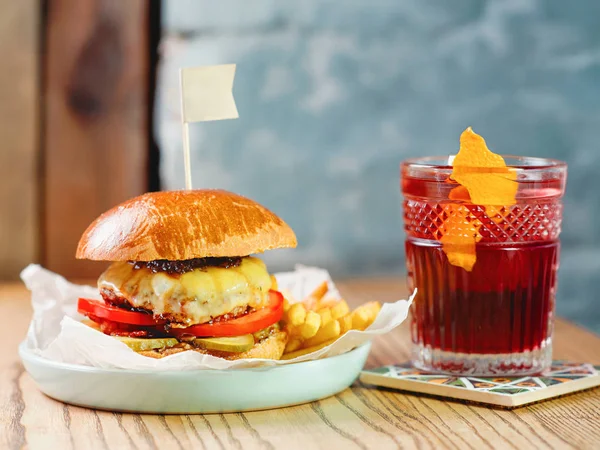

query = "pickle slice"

[
  {"left": 252, "top": 324, "right": 279, "bottom": 342},
  {"left": 193, "top": 334, "right": 254, "bottom": 353},
  {"left": 115, "top": 336, "right": 179, "bottom": 352}
]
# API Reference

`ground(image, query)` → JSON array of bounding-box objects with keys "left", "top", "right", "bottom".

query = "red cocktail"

[{"left": 402, "top": 156, "right": 567, "bottom": 375}]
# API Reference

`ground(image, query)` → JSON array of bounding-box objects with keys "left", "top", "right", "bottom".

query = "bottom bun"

[{"left": 138, "top": 331, "right": 288, "bottom": 360}]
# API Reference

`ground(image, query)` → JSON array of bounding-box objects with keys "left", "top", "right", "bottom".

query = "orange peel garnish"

[
  {"left": 439, "top": 204, "right": 481, "bottom": 272},
  {"left": 451, "top": 127, "right": 517, "bottom": 206},
  {"left": 440, "top": 127, "right": 517, "bottom": 271},
  {"left": 448, "top": 185, "right": 470, "bottom": 202}
]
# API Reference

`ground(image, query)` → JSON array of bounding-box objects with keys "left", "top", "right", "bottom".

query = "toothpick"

[{"left": 181, "top": 122, "right": 192, "bottom": 190}]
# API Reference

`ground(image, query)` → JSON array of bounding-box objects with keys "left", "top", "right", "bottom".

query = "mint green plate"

[{"left": 19, "top": 341, "right": 370, "bottom": 413}]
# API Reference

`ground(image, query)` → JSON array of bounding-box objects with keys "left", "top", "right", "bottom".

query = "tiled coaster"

[{"left": 360, "top": 361, "right": 600, "bottom": 408}]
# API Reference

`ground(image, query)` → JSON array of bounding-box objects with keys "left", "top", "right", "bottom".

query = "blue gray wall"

[{"left": 157, "top": 0, "right": 600, "bottom": 332}]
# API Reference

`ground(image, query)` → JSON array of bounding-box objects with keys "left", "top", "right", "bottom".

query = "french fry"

[
  {"left": 283, "top": 297, "right": 291, "bottom": 313},
  {"left": 351, "top": 309, "right": 370, "bottom": 331},
  {"left": 301, "top": 282, "right": 328, "bottom": 310},
  {"left": 317, "top": 308, "right": 332, "bottom": 326},
  {"left": 281, "top": 338, "right": 337, "bottom": 360},
  {"left": 337, "top": 314, "right": 352, "bottom": 335},
  {"left": 362, "top": 301, "right": 382, "bottom": 318},
  {"left": 309, "top": 281, "right": 329, "bottom": 301},
  {"left": 286, "top": 303, "right": 307, "bottom": 326},
  {"left": 330, "top": 300, "right": 350, "bottom": 319},
  {"left": 285, "top": 338, "right": 302, "bottom": 353},
  {"left": 302, "top": 296, "right": 317, "bottom": 310},
  {"left": 350, "top": 301, "right": 381, "bottom": 330},
  {"left": 300, "top": 311, "right": 321, "bottom": 339},
  {"left": 352, "top": 301, "right": 381, "bottom": 317},
  {"left": 304, "top": 320, "right": 341, "bottom": 347},
  {"left": 316, "top": 299, "right": 337, "bottom": 309},
  {"left": 270, "top": 275, "right": 278, "bottom": 291}
]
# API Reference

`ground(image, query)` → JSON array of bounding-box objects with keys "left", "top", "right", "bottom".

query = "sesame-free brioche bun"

[{"left": 76, "top": 190, "right": 297, "bottom": 261}]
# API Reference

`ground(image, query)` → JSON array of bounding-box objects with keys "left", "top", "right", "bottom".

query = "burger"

[{"left": 75, "top": 189, "right": 296, "bottom": 360}]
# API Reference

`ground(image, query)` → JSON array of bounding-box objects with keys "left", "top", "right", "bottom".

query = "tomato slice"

[
  {"left": 78, "top": 291, "right": 284, "bottom": 337},
  {"left": 85, "top": 315, "right": 169, "bottom": 338},
  {"left": 78, "top": 298, "right": 166, "bottom": 326},
  {"left": 167, "top": 290, "right": 284, "bottom": 338}
]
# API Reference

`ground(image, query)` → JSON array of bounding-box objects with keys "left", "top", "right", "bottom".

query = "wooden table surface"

[{"left": 1, "top": 279, "right": 600, "bottom": 450}]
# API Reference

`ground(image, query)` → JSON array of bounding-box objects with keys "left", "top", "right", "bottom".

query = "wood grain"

[
  {"left": 0, "top": 0, "right": 39, "bottom": 279},
  {"left": 43, "top": 0, "right": 149, "bottom": 279},
  {"left": 1, "top": 279, "right": 600, "bottom": 449}
]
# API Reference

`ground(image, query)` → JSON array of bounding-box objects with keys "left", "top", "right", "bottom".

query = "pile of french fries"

[{"left": 276, "top": 280, "right": 381, "bottom": 360}]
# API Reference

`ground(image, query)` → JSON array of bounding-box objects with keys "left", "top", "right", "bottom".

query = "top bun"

[{"left": 76, "top": 190, "right": 297, "bottom": 261}]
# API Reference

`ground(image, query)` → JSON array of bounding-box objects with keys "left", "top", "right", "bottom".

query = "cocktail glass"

[{"left": 401, "top": 156, "right": 567, "bottom": 375}]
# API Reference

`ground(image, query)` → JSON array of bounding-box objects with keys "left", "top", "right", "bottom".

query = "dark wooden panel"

[
  {"left": 43, "top": 0, "right": 149, "bottom": 278},
  {"left": 0, "top": 0, "right": 39, "bottom": 279}
]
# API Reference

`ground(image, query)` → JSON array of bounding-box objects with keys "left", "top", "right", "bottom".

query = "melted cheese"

[{"left": 98, "top": 256, "right": 272, "bottom": 326}]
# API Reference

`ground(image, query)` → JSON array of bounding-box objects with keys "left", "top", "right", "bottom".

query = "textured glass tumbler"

[{"left": 401, "top": 156, "right": 567, "bottom": 376}]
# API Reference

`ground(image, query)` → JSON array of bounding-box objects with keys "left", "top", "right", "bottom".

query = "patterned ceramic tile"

[{"left": 360, "top": 361, "right": 600, "bottom": 407}]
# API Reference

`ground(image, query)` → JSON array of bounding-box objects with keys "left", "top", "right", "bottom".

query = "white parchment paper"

[{"left": 21, "top": 264, "right": 414, "bottom": 370}]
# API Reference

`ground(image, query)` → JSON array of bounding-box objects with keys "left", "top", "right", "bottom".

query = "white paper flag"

[{"left": 180, "top": 64, "right": 239, "bottom": 122}]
